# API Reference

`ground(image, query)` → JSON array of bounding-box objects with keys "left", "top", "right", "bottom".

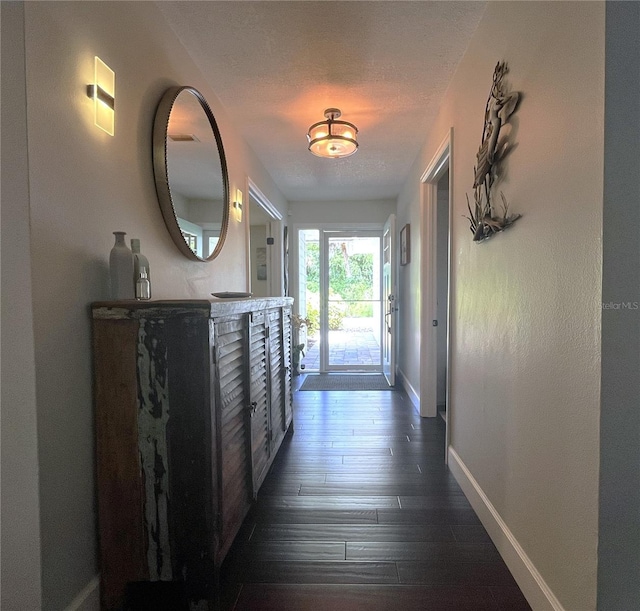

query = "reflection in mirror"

[
  {"left": 153, "top": 87, "right": 229, "bottom": 261},
  {"left": 247, "top": 181, "right": 285, "bottom": 297},
  {"left": 249, "top": 193, "right": 272, "bottom": 298}
]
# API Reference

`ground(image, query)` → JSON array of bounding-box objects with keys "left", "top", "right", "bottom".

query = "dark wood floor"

[{"left": 220, "top": 383, "right": 531, "bottom": 610}]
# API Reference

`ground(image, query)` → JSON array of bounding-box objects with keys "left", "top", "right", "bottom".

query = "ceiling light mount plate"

[
  {"left": 307, "top": 107, "right": 358, "bottom": 159},
  {"left": 323, "top": 108, "right": 342, "bottom": 120}
]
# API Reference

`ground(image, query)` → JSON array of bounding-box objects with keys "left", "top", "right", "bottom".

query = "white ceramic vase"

[{"left": 109, "top": 231, "right": 134, "bottom": 299}]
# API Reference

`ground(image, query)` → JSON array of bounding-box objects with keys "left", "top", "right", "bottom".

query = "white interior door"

[{"left": 382, "top": 214, "right": 396, "bottom": 386}]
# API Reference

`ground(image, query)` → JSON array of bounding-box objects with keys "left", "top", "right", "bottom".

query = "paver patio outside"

[{"left": 301, "top": 329, "right": 381, "bottom": 370}]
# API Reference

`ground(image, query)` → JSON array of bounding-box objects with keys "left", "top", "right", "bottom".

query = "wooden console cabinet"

[{"left": 91, "top": 297, "right": 293, "bottom": 610}]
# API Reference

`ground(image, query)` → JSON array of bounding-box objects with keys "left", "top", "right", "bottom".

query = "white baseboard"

[
  {"left": 64, "top": 575, "right": 100, "bottom": 611},
  {"left": 396, "top": 368, "right": 420, "bottom": 413},
  {"left": 448, "top": 447, "right": 565, "bottom": 611}
]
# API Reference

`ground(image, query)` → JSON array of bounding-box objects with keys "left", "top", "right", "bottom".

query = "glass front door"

[{"left": 299, "top": 229, "right": 382, "bottom": 373}]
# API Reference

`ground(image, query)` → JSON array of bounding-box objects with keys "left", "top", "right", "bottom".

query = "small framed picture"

[{"left": 400, "top": 224, "right": 410, "bottom": 265}]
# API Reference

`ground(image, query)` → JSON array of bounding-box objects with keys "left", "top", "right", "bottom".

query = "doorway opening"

[
  {"left": 297, "top": 228, "right": 383, "bottom": 373},
  {"left": 435, "top": 169, "right": 449, "bottom": 421},
  {"left": 420, "top": 131, "right": 452, "bottom": 458}
]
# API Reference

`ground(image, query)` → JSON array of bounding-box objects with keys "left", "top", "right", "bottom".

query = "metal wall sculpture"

[{"left": 466, "top": 62, "right": 521, "bottom": 242}]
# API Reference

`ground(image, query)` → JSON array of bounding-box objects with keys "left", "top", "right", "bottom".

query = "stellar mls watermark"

[{"left": 601, "top": 301, "right": 639, "bottom": 310}]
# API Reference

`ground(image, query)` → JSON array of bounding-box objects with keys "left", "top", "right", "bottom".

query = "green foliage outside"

[
  {"left": 305, "top": 294, "right": 320, "bottom": 332},
  {"left": 305, "top": 242, "right": 374, "bottom": 330}
]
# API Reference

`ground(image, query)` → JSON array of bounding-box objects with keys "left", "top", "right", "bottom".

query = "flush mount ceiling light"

[{"left": 307, "top": 108, "right": 358, "bottom": 158}]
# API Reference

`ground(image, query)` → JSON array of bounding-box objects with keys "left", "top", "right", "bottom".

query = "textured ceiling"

[{"left": 157, "top": 1, "right": 486, "bottom": 202}]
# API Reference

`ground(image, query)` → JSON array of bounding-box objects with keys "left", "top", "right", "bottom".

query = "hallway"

[{"left": 220, "top": 385, "right": 530, "bottom": 610}]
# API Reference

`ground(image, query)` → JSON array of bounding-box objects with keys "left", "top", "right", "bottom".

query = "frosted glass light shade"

[
  {"left": 307, "top": 108, "right": 358, "bottom": 158},
  {"left": 88, "top": 56, "right": 115, "bottom": 136}
]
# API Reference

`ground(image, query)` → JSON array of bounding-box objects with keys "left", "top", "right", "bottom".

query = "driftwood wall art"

[{"left": 466, "top": 62, "right": 521, "bottom": 242}]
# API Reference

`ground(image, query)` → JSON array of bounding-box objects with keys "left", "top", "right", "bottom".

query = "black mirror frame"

[{"left": 152, "top": 86, "right": 230, "bottom": 262}]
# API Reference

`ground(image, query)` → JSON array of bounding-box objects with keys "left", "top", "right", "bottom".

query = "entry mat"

[{"left": 299, "top": 373, "right": 393, "bottom": 392}]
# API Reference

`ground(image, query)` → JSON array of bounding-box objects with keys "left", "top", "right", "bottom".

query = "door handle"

[{"left": 385, "top": 304, "right": 398, "bottom": 333}]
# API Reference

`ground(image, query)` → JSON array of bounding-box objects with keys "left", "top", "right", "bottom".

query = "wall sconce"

[
  {"left": 234, "top": 189, "right": 243, "bottom": 222},
  {"left": 87, "top": 56, "right": 115, "bottom": 136}
]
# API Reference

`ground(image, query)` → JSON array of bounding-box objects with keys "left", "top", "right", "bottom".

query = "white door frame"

[
  {"left": 419, "top": 130, "right": 453, "bottom": 433},
  {"left": 246, "top": 178, "right": 284, "bottom": 297}
]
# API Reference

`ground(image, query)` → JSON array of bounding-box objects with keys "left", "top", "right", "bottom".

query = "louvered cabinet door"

[
  {"left": 267, "top": 308, "right": 286, "bottom": 450},
  {"left": 282, "top": 306, "right": 293, "bottom": 428},
  {"left": 213, "top": 316, "right": 252, "bottom": 559},
  {"left": 248, "top": 310, "right": 271, "bottom": 497}
]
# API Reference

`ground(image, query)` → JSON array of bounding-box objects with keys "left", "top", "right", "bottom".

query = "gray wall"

[
  {"left": 396, "top": 2, "right": 605, "bottom": 608},
  {"left": 598, "top": 2, "right": 640, "bottom": 608},
  {"left": 0, "top": 3, "right": 43, "bottom": 608},
  {"left": 8, "top": 2, "right": 287, "bottom": 608}
]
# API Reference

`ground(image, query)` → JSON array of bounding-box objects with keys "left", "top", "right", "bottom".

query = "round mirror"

[{"left": 153, "top": 86, "right": 229, "bottom": 261}]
